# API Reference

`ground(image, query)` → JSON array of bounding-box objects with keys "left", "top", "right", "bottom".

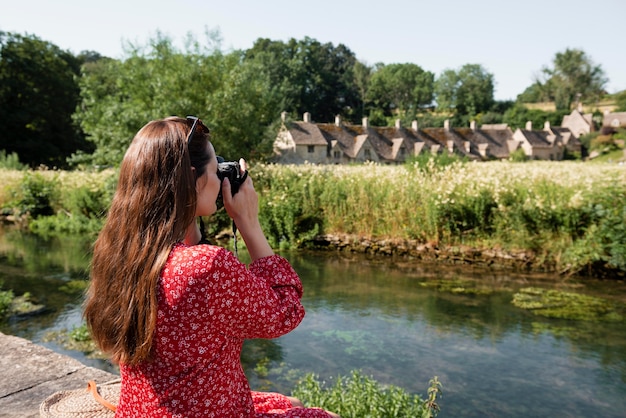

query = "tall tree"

[
  {"left": 352, "top": 60, "right": 372, "bottom": 120},
  {"left": 74, "top": 32, "right": 279, "bottom": 166},
  {"left": 537, "top": 48, "right": 608, "bottom": 110},
  {"left": 0, "top": 32, "right": 92, "bottom": 167},
  {"left": 244, "top": 37, "right": 360, "bottom": 122},
  {"left": 435, "top": 64, "right": 495, "bottom": 116},
  {"left": 365, "top": 63, "right": 434, "bottom": 120}
]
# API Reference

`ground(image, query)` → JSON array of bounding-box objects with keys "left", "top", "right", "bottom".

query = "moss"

[
  {"left": 9, "top": 292, "right": 45, "bottom": 316},
  {"left": 512, "top": 287, "right": 624, "bottom": 321},
  {"left": 42, "top": 324, "right": 106, "bottom": 359},
  {"left": 58, "top": 279, "right": 89, "bottom": 295},
  {"left": 420, "top": 279, "right": 495, "bottom": 295}
]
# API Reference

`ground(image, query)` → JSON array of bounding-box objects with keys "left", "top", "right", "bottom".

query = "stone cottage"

[{"left": 274, "top": 112, "right": 579, "bottom": 164}]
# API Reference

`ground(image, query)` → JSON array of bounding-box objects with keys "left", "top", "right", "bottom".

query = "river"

[{"left": 1, "top": 227, "right": 625, "bottom": 417}]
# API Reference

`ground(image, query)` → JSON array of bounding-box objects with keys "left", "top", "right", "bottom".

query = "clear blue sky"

[{"left": 2, "top": 0, "right": 624, "bottom": 102}]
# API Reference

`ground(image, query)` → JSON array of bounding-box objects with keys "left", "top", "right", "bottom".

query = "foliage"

[
  {"left": 512, "top": 287, "right": 623, "bottom": 321},
  {"left": 615, "top": 90, "right": 626, "bottom": 112},
  {"left": 0, "top": 150, "right": 26, "bottom": 170},
  {"left": 517, "top": 82, "right": 547, "bottom": 103},
  {"left": 405, "top": 153, "right": 467, "bottom": 173},
  {"left": 435, "top": 64, "right": 495, "bottom": 116},
  {"left": 502, "top": 104, "right": 569, "bottom": 131},
  {"left": 2, "top": 161, "right": 625, "bottom": 276},
  {"left": 244, "top": 37, "right": 360, "bottom": 124},
  {"left": 366, "top": 63, "right": 435, "bottom": 120},
  {"left": 253, "top": 164, "right": 323, "bottom": 249},
  {"left": 73, "top": 31, "right": 280, "bottom": 166},
  {"left": 0, "top": 32, "right": 93, "bottom": 168},
  {"left": 2, "top": 169, "right": 115, "bottom": 236},
  {"left": 292, "top": 371, "right": 442, "bottom": 418},
  {"left": 43, "top": 323, "right": 105, "bottom": 358},
  {"left": 7, "top": 172, "right": 58, "bottom": 217},
  {"left": 0, "top": 281, "right": 14, "bottom": 318},
  {"left": 533, "top": 48, "right": 607, "bottom": 110},
  {"left": 509, "top": 148, "right": 528, "bottom": 162}
]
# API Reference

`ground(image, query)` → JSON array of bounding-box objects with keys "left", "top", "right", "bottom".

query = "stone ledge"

[{"left": 0, "top": 332, "right": 118, "bottom": 418}]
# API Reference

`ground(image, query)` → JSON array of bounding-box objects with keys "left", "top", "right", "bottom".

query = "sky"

[{"left": 2, "top": 0, "right": 624, "bottom": 102}]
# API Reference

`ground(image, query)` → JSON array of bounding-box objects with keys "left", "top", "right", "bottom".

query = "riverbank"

[
  {"left": 307, "top": 233, "right": 624, "bottom": 279},
  {"left": 0, "top": 332, "right": 118, "bottom": 418},
  {"left": 2, "top": 161, "right": 625, "bottom": 278}
]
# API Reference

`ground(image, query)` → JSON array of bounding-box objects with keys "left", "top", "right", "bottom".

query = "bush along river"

[{"left": 1, "top": 226, "right": 626, "bottom": 417}]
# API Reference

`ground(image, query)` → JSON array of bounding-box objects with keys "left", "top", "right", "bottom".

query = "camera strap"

[{"left": 232, "top": 221, "right": 239, "bottom": 259}]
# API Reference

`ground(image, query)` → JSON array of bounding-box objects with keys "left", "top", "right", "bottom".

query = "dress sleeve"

[{"left": 197, "top": 247, "right": 305, "bottom": 339}]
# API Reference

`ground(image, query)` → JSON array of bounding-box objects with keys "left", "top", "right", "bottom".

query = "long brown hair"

[{"left": 84, "top": 116, "right": 212, "bottom": 365}]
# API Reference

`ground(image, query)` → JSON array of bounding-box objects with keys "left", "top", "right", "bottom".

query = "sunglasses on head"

[{"left": 185, "top": 116, "right": 210, "bottom": 145}]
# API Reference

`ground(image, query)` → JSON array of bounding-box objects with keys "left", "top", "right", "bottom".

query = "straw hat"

[{"left": 40, "top": 379, "right": 120, "bottom": 418}]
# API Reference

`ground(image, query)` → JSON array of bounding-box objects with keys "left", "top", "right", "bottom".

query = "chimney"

[
  {"left": 281, "top": 111, "right": 287, "bottom": 122},
  {"left": 335, "top": 115, "right": 342, "bottom": 127},
  {"left": 303, "top": 112, "right": 311, "bottom": 123},
  {"left": 411, "top": 120, "right": 419, "bottom": 131},
  {"left": 444, "top": 119, "right": 450, "bottom": 131},
  {"left": 544, "top": 121, "right": 551, "bottom": 130},
  {"left": 470, "top": 120, "right": 476, "bottom": 130},
  {"left": 362, "top": 117, "right": 369, "bottom": 128},
  {"left": 478, "top": 143, "right": 489, "bottom": 158},
  {"left": 395, "top": 119, "right": 401, "bottom": 129},
  {"left": 577, "top": 102, "right": 583, "bottom": 113},
  {"left": 525, "top": 121, "right": 532, "bottom": 130}
]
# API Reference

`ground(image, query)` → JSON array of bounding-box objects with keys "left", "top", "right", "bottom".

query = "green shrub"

[
  {"left": 509, "top": 148, "right": 528, "bottom": 162},
  {"left": 8, "top": 172, "right": 59, "bottom": 217},
  {"left": 0, "top": 281, "right": 14, "bottom": 318},
  {"left": 292, "top": 371, "right": 442, "bottom": 418},
  {"left": 0, "top": 151, "right": 26, "bottom": 170},
  {"left": 406, "top": 152, "right": 467, "bottom": 173}
]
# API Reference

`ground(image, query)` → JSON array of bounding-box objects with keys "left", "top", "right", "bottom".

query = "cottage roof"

[
  {"left": 475, "top": 127, "right": 514, "bottom": 158},
  {"left": 422, "top": 127, "right": 479, "bottom": 159},
  {"left": 603, "top": 112, "right": 626, "bottom": 128},
  {"left": 317, "top": 123, "right": 372, "bottom": 159},
  {"left": 518, "top": 129, "right": 556, "bottom": 148},
  {"left": 288, "top": 121, "right": 329, "bottom": 146},
  {"left": 562, "top": 109, "right": 592, "bottom": 126}
]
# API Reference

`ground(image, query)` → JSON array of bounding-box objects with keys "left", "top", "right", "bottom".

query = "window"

[
  {"left": 307, "top": 145, "right": 314, "bottom": 153},
  {"left": 364, "top": 148, "right": 371, "bottom": 157},
  {"left": 333, "top": 151, "right": 341, "bottom": 159}
]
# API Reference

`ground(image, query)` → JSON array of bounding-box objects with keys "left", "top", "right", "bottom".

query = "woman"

[{"left": 84, "top": 116, "right": 338, "bottom": 417}]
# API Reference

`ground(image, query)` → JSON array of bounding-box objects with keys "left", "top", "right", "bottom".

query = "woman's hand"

[{"left": 222, "top": 159, "right": 274, "bottom": 261}]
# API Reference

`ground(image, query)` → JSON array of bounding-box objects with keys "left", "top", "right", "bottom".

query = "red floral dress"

[{"left": 115, "top": 243, "right": 331, "bottom": 417}]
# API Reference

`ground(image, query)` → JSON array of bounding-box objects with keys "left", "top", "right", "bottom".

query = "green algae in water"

[
  {"left": 43, "top": 323, "right": 106, "bottom": 359},
  {"left": 420, "top": 279, "right": 495, "bottom": 295},
  {"left": 512, "top": 287, "right": 624, "bottom": 321}
]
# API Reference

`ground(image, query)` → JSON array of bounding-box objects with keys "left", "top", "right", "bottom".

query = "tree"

[
  {"left": 614, "top": 90, "right": 626, "bottom": 112},
  {"left": 74, "top": 32, "right": 280, "bottom": 166},
  {"left": 244, "top": 37, "right": 360, "bottom": 123},
  {"left": 352, "top": 60, "right": 372, "bottom": 120},
  {"left": 0, "top": 32, "right": 92, "bottom": 167},
  {"left": 435, "top": 64, "right": 495, "bottom": 116},
  {"left": 502, "top": 103, "right": 568, "bottom": 130},
  {"left": 365, "top": 63, "right": 434, "bottom": 121},
  {"left": 537, "top": 48, "right": 607, "bottom": 110}
]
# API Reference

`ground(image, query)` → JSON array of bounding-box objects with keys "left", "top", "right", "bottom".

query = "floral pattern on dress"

[{"left": 114, "top": 243, "right": 331, "bottom": 417}]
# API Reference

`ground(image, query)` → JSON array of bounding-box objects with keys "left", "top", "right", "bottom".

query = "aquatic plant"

[
  {"left": 512, "top": 287, "right": 624, "bottom": 321},
  {"left": 292, "top": 370, "right": 442, "bottom": 418}
]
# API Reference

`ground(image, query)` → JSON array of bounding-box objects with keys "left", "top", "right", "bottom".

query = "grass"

[{"left": 1, "top": 160, "right": 625, "bottom": 276}]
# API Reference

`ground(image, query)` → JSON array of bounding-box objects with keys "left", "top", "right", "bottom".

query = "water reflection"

[{"left": 1, "top": 230, "right": 625, "bottom": 417}]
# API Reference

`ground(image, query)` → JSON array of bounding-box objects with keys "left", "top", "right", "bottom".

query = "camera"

[{"left": 216, "top": 156, "right": 246, "bottom": 199}]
